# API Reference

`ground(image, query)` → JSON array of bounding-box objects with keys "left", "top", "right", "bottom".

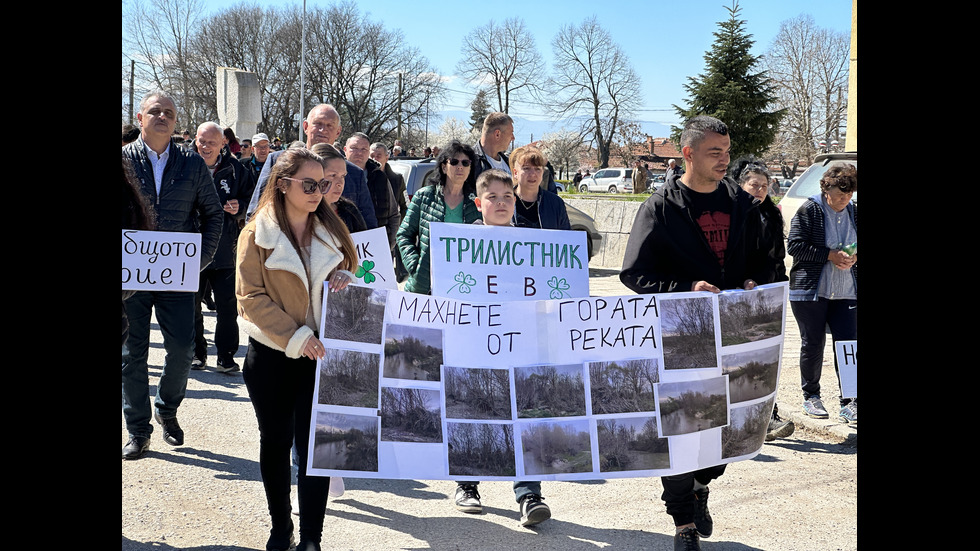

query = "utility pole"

[{"left": 397, "top": 73, "right": 403, "bottom": 140}]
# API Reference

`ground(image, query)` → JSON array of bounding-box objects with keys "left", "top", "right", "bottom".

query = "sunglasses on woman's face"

[
  {"left": 446, "top": 158, "right": 471, "bottom": 167},
  {"left": 281, "top": 177, "right": 333, "bottom": 194}
]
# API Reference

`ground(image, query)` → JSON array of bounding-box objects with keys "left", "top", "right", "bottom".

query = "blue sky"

[{"left": 125, "top": 0, "right": 853, "bottom": 140}]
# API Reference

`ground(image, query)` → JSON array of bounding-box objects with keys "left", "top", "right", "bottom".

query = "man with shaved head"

[
  {"left": 189, "top": 121, "right": 253, "bottom": 374},
  {"left": 245, "top": 104, "right": 377, "bottom": 227}
]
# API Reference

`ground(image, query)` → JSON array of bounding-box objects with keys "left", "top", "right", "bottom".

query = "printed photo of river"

[
  {"left": 658, "top": 377, "right": 729, "bottom": 436},
  {"left": 382, "top": 323, "right": 443, "bottom": 381},
  {"left": 719, "top": 285, "right": 785, "bottom": 346},
  {"left": 722, "top": 344, "right": 781, "bottom": 404},
  {"left": 660, "top": 296, "right": 719, "bottom": 370},
  {"left": 597, "top": 416, "right": 670, "bottom": 472},
  {"left": 722, "top": 397, "right": 773, "bottom": 459},
  {"left": 520, "top": 419, "right": 593, "bottom": 475},
  {"left": 311, "top": 411, "right": 379, "bottom": 472}
]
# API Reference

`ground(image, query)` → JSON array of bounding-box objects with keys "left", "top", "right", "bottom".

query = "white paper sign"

[
  {"left": 429, "top": 222, "right": 589, "bottom": 300},
  {"left": 350, "top": 227, "right": 397, "bottom": 289},
  {"left": 308, "top": 282, "right": 789, "bottom": 482},
  {"left": 834, "top": 340, "right": 857, "bottom": 399},
  {"left": 121, "top": 230, "right": 201, "bottom": 292}
]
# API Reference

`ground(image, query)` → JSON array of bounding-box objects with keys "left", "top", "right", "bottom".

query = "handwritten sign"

[
  {"left": 308, "top": 282, "right": 789, "bottom": 481},
  {"left": 429, "top": 222, "right": 589, "bottom": 300},
  {"left": 122, "top": 230, "right": 201, "bottom": 292},
  {"left": 834, "top": 340, "right": 857, "bottom": 399},
  {"left": 350, "top": 227, "right": 397, "bottom": 289}
]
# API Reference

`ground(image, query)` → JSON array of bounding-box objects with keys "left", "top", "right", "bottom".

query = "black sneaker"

[
  {"left": 693, "top": 487, "right": 712, "bottom": 538},
  {"left": 122, "top": 436, "right": 150, "bottom": 460},
  {"left": 519, "top": 494, "right": 551, "bottom": 527},
  {"left": 766, "top": 406, "right": 796, "bottom": 441},
  {"left": 674, "top": 527, "right": 701, "bottom": 551},
  {"left": 454, "top": 484, "right": 482, "bottom": 513},
  {"left": 191, "top": 357, "right": 206, "bottom": 370},
  {"left": 154, "top": 411, "right": 184, "bottom": 446},
  {"left": 216, "top": 356, "right": 240, "bottom": 373}
]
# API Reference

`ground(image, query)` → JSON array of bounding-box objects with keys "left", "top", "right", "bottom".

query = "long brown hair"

[{"left": 251, "top": 148, "right": 357, "bottom": 271}]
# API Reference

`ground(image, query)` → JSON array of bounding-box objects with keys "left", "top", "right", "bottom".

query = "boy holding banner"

[{"left": 451, "top": 169, "right": 552, "bottom": 528}]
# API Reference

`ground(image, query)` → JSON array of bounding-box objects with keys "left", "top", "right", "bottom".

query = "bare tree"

[
  {"left": 611, "top": 120, "right": 647, "bottom": 167},
  {"left": 123, "top": 0, "right": 207, "bottom": 127},
  {"left": 763, "top": 15, "right": 849, "bottom": 164},
  {"left": 541, "top": 129, "right": 585, "bottom": 179},
  {"left": 548, "top": 17, "right": 642, "bottom": 169},
  {"left": 456, "top": 17, "right": 546, "bottom": 114},
  {"left": 185, "top": 3, "right": 303, "bottom": 138},
  {"left": 305, "top": 2, "right": 444, "bottom": 144}
]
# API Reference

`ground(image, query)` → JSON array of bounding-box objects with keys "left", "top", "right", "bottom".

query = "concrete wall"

[
  {"left": 564, "top": 198, "right": 643, "bottom": 270},
  {"left": 216, "top": 67, "right": 261, "bottom": 141}
]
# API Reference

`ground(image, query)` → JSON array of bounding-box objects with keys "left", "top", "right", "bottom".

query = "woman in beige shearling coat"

[{"left": 236, "top": 148, "right": 357, "bottom": 551}]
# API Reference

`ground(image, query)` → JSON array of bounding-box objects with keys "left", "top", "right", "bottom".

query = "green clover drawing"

[
  {"left": 547, "top": 276, "right": 571, "bottom": 299},
  {"left": 448, "top": 271, "right": 477, "bottom": 294},
  {"left": 354, "top": 259, "right": 384, "bottom": 284}
]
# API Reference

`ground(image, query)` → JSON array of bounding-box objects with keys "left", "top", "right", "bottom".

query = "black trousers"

[
  {"left": 194, "top": 267, "right": 239, "bottom": 361},
  {"left": 661, "top": 465, "right": 727, "bottom": 526},
  {"left": 243, "top": 338, "right": 330, "bottom": 544}
]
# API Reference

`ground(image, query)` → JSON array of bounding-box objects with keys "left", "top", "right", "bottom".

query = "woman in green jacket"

[{"left": 396, "top": 140, "right": 481, "bottom": 294}]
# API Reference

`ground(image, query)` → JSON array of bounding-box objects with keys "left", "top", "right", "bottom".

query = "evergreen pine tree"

[
  {"left": 673, "top": 1, "right": 783, "bottom": 159},
  {"left": 469, "top": 90, "right": 492, "bottom": 133}
]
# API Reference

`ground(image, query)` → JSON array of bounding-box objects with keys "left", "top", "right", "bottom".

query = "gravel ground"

[{"left": 123, "top": 268, "right": 856, "bottom": 551}]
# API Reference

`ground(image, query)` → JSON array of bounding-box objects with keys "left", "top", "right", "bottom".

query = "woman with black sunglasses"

[
  {"left": 236, "top": 148, "right": 358, "bottom": 551},
  {"left": 396, "top": 140, "right": 481, "bottom": 294}
]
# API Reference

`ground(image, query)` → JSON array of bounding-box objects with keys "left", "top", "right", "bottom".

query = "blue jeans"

[
  {"left": 122, "top": 290, "right": 196, "bottom": 437},
  {"left": 790, "top": 298, "right": 857, "bottom": 406}
]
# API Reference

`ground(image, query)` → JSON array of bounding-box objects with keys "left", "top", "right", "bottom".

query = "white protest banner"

[
  {"left": 122, "top": 230, "right": 201, "bottom": 292},
  {"left": 834, "top": 340, "right": 857, "bottom": 399},
  {"left": 428, "top": 222, "right": 589, "bottom": 300},
  {"left": 307, "top": 282, "right": 788, "bottom": 481},
  {"left": 350, "top": 227, "right": 397, "bottom": 289}
]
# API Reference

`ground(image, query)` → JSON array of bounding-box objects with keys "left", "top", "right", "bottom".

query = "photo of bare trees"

[
  {"left": 515, "top": 364, "right": 586, "bottom": 418},
  {"left": 447, "top": 422, "right": 516, "bottom": 477},
  {"left": 317, "top": 349, "right": 380, "bottom": 408},
  {"left": 322, "top": 286, "right": 388, "bottom": 344},
  {"left": 719, "top": 286, "right": 784, "bottom": 346},
  {"left": 597, "top": 416, "right": 670, "bottom": 472},
  {"left": 661, "top": 296, "right": 718, "bottom": 369},
  {"left": 589, "top": 359, "right": 659, "bottom": 414},
  {"left": 521, "top": 420, "right": 593, "bottom": 475},
  {"left": 722, "top": 344, "right": 781, "bottom": 404},
  {"left": 383, "top": 324, "right": 443, "bottom": 381},
  {"left": 444, "top": 366, "right": 512, "bottom": 420},
  {"left": 722, "top": 398, "right": 774, "bottom": 458},
  {"left": 658, "top": 377, "right": 729, "bottom": 436},
  {"left": 380, "top": 387, "right": 443, "bottom": 443},
  {"left": 311, "top": 411, "right": 379, "bottom": 472}
]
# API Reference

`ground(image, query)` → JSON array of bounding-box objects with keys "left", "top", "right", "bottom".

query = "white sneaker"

[{"left": 329, "top": 477, "right": 345, "bottom": 498}]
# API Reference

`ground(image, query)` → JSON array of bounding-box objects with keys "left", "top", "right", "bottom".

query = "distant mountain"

[{"left": 431, "top": 110, "right": 674, "bottom": 146}]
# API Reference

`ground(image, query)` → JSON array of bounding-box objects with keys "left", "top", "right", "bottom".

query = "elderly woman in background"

[
  {"left": 395, "top": 140, "right": 480, "bottom": 294},
  {"left": 236, "top": 148, "right": 358, "bottom": 551},
  {"left": 730, "top": 156, "right": 794, "bottom": 441},
  {"left": 787, "top": 163, "right": 857, "bottom": 425},
  {"left": 510, "top": 145, "right": 570, "bottom": 231}
]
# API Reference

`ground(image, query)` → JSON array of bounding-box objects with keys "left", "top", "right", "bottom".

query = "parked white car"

[{"left": 578, "top": 168, "right": 633, "bottom": 193}]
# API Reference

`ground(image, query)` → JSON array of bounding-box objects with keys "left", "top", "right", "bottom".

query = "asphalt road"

[{"left": 122, "top": 268, "right": 857, "bottom": 551}]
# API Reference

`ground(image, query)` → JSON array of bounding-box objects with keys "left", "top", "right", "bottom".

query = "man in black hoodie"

[{"left": 620, "top": 116, "right": 768, "bottom": 551}]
